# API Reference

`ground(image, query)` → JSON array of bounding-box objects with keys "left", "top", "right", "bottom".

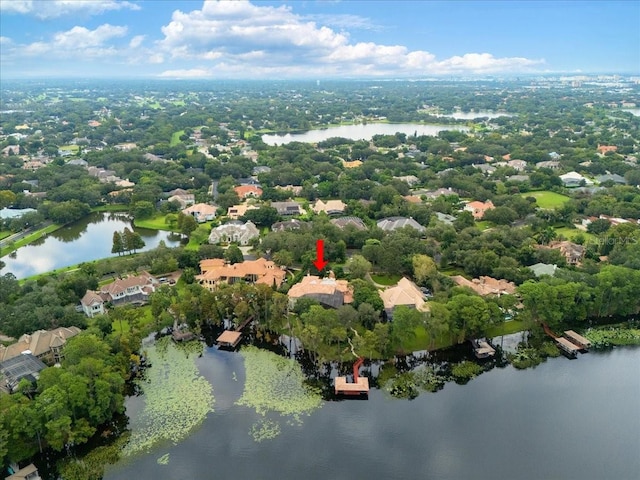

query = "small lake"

[
  {"left": 262, "top": 123, "right": 469, "bottom": 145},
  {"left": 105, "top": 345, "right": 640, "bottom": 480},
  {"left": 1, "top": 212, "right": 181, "bottom": 279},
  {"left": 435, "top": 110, "right": 514, "bottom": 120},
  {"left": 623, "top": 108, "right": 640, "bottom": 116}
]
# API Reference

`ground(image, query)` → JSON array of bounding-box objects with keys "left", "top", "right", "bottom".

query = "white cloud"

[
  {"left": 154, "top": 0, "right": 544, "bottom": 77},
  {"left": 6, "top": 24, "right": 129, "bottom": 61},
  {"left": 0, "top": 0, "right": 140, "bottom": 19},
  {"left": 158, "top": 68, "right": 213, "bottom": 78}
]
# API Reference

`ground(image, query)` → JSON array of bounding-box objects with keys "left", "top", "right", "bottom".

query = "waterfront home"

[
  {"left": 182, "top": 203, "right": 218, "bottom": 223},
  {"left": 451, "top": 275, "right": 516, "bottom": 296},
  {"left": 80, "top": 290, "right": 105, "bottom": 317},
  {"left": 379, "top": 277, "right": 429, "bottom": 320},
  {"left": 208, "top": 221, "right": 259, "bottom": 245},
  {"left": 0, "top": 354, "right": 47, "bottom": 394},
  {"left": 167, "top": 188, "right": 195, "bottom": 208},
  {"left": 197, "top": 258, "right": 286, "bottom": 291},
  {"left": 0, "top": 326, "right": 81, "bottom": 364},
  {"left": 288, "top": 274, "right": 353, "bottom": 308}
]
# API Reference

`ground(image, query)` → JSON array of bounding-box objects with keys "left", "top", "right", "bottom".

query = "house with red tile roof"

[
  {"left": 197, "top": 258, "right": 286, "bottom": 291},
  {"left": 597, "top": 144, "right": 618, "bottom": 155},
  {"left": 234, "top": 185, "right": 263, "bottom": 199},
  {"left": 463, "top": 200, "right": 495, "bottom": 219}
]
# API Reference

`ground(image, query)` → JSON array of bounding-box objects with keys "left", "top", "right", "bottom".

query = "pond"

[
  {"left": 262, "top": 123, "right": 469, "bottom": 145},
  {"left": 1, "top": 212, "right": 181, "bottom": 279},
  {"left": 104, "top": 343, "right": 640, "bottom": 480}
]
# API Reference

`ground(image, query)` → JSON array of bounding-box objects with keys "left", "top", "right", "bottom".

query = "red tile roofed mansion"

[
  {"left": 463, "top": 200, "right": 495, "bottom": 219},
  {"left": 196, "top": 258, "right": 286, "bottom": 291},
  {"left": 234, "top": 185, "right": 263, "bottom": 199},
  {"left": 596, "top": 144, "right": 617, "bottom": 155}
]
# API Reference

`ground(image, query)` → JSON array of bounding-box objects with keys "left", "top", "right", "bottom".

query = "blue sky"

[{"left": 0, "top": 0, "right": 638, "bottom": 79}]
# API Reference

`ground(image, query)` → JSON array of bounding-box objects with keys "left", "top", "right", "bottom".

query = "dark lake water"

[
  {"left": 105, "top": 345, "right": 640, "bottom": 480},
  {"left": 1, "top": 212, "right": 181, "bottom": 279}
]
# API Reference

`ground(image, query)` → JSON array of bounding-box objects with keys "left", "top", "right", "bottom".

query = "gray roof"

[
  {"left": 595, "top": 174, "right": 627, "bottom": 184},
  {"left": 528, "top": 263, "right": 558, "bottom": 277},
  {"left": 377, "top": 217, "right": 426, "bottom": 233},
  {"left": 331, "top": 216, "right": 367, "bottom": 230},
  {"left": 0, "top": 353, "right": 47, "bottom": 392}
]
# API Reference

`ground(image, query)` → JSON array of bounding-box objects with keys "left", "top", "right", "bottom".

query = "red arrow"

[{"left": 313, "top": 239, "right": 328, "bottom": 271}]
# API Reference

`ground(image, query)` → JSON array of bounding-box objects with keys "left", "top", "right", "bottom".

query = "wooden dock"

[
  {"left": 471, "top": 339, "right": 496, "bottom": 359},
  {"left": 555, "top": 337, "right": 580, "bottom": 357},
  {"left": 216, "top": 330, "right": 242, "bottom": 348},
  {"left": 564, "top": 330, "right": 591, "bottom": 350},
  {"left": 216, "top": 316, "right": 255, "bottom": 348},
  {"left": 334, "top": 357, "right": 369, "bottom": 396}
]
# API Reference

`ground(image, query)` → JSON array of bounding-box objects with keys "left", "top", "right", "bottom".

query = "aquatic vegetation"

[
  {"left": 585, "top": 327, "right": 640, "bottom": 349},
  {"left": 57, "top": 433, "right": 130, "bottom": 480},
  {"left": 384, "top": 365, "right": 447, "bottom": 399},
  {"left": 249, "top": 419, "right": 281, "bottom": 442},
  {"left": 451, "top": 361, "right": 483, "bottom": 383},
  {"left": 157, "top": 453, "right": 170, "bottom": 465},
  {"left": 508, "top": 341, "right": 559, "bottom": 369},
  {"left": 122, "top": 337, "right": 214, "bottom": 456},
  {"left": 236, "top": 346, "right": 322, "bottom": 439}
]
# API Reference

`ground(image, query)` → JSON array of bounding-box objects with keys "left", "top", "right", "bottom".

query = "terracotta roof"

[
  {"left": 379, "top": 277, "right": 428, "bottom": 311},
  {"left": 197, "top": 258, "right": 286, "bottom": 288},
  {"left": 451, "top": 275, "right": 516, "bottom": 296},
  {"left": 234, "top": 185, "right": 263, "bottom": 198},
  {"left": 288, "top": 275, "right": 353, "bottom": 303}
]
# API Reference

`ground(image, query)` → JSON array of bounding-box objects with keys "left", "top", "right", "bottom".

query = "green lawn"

[
  {"left": 0, "top": 230, "right": 11, "bottom": 241},
  {"left": 133, "top": 215, "right": 180, "bottom": 232},
  {"left": 1, "top": 224, "right": 61, "bottom": 257},
  {"left": 170, "top": 130, "right": 185, "bottom": 146},
  {"left": 370, "top": 274, "right": 403, "bottom": 286},
  {"left": 59, "top": 144, "right": 80, "bottom": 153},
  {"left": 484, "top": 320, "right": 530, "bottom": 337},
  {"left": 555, "top": 227, "right": 595, "bottom": 242},
  {"left": 521, "top": 191, "right": 571, "bottom": 209},
  {"left": 92, "top": 205, "right": 129, "bottom": 213},
  {"left": 475, "top": 220, "right": 493, "bottom": 231}
]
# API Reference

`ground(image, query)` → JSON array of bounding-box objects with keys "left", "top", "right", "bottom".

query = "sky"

[{"left": 0, "top": 0, "right": 638, "bottom": 79}]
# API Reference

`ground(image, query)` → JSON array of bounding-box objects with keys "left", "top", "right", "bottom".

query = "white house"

[{"left": 208, "top": 221, "right": 260, "bottom": 245}]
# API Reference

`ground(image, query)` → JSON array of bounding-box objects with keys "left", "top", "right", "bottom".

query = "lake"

[
  {"left": 262, "top": 123, "right": 469, "bottom": 145},
  {"left": 623, "top": 108, "right": 640, "bottom": 117},
  {"left": 1, "top": 212, "right": 181, "bottom": 279},
  {"left": 105, "top": 344, "right": 640, "bottom": 480},
  {"left": 435, "top": 110, "right": 514, "bottom": 120}
]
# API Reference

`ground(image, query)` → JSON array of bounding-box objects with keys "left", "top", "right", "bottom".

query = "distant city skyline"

[{"left": 1, "top": 0, "right": 638, "bottom": 79}]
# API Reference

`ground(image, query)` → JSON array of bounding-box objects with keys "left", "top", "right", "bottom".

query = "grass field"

[
  {"left": 133, "top": 215, "right": 180, "bottom": 232},
  {"left": 0, "top": 231, "right": 11, "bottom": 240},
  {"left": 484, "top": 320, "right": 530, "bottom": 337},
  {"left": 59, "top": 145, "right": 80, "bottom": 154},
  {"left": 170, "top": 130, "right": 185, "bottom": 146},
  {"left": 1, "top": 224, "right": 61, "bottom": 257},
  {"left": 475, "top": 220, "right": 493, "bottom": 231},
  {"left": 521, "top": 190, "right": 571, "bottom": 209},
  {"left": 555, "top": 226, "right": 595, "bottom": 242},
  {"left": 370, "top": 274, "right": 402, "bottom": 285}
]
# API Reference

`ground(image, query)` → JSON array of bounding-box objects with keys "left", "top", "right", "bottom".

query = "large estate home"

[
  {"left": 167, "top": 188, "right": 195, "bottom": 208},
  {"left": 376, "top": 216, "right": 426, "bottom": 234},
  {"left": 287, "top": 273, "right": 353, "bottom": 308},
  {"left": 227, "top": 202, "right": 259, "bottom": 220},
  {"left": 312, "top": 199, "right": 347, "bottom": 215},
  {"left": 234, "top": 185, "right": 263, "bottom": 199},
  {"left": 379, "top": 277, "right": 429, "bottom": 320},
  {"left": 182, "top": 203, "right": 218, "bottom": 223},
  {"left": 0, "top": 326, "right": 81, "bottom": 364},
  {"left": 463, "top": 200, "right": 495, "bottom": 220},
  {"left": 208, "top": 221, "right": 260, "bottom": 245},
  {"left": 546, "top": 240, "right": 586, "bottom": 265},
  {"left": 197, "top": 258, "right": 286, "bottom": 291},
  {"left": 80, "top": 272, "right": 157, "bottom": 317},
  {"left": 451, "top": 275, "right": 517, "bottom": 296},
  {"left": 271, "top": 201, "right": 305, "bottom": 216},
  {"left": 331, "top": 216, "right": 367, "bottom": 230}
]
